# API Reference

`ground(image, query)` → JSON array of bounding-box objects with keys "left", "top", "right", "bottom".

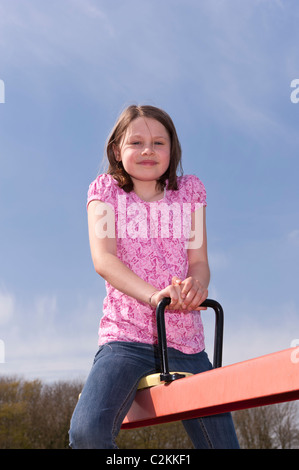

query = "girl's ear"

[{"left": 112, "top": 144, "right": 121, "bottom": 161}]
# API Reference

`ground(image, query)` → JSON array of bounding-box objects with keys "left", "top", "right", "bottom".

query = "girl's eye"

[{"left": 129, "top": 140, "right": 164, "bottom": 146}]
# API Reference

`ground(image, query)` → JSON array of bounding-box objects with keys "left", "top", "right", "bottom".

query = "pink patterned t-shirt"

[{"left": 87, "top": 173, "right": 207, "bottom": 354}]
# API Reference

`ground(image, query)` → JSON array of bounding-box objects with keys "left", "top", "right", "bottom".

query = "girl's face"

[{"left": 115, "top": 117, "right": 171, "bottom": 187}]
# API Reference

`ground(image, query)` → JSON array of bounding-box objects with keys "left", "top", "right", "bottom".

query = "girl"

[{"left": 69, "top": 105, "right": 239, "bottom": 449}]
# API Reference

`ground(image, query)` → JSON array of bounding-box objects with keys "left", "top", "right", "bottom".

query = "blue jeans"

[{"left": 69, "top": 341, "right": 239, "bottom": 449}]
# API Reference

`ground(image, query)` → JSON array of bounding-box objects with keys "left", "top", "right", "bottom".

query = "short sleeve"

[
  {"left": 179, "top": 175, "right": 207, "bottom": 211},
  {"left": 192, "top": 175, "right": 207, "bottom": 208},
  {"left": 87, "top": 173, "right": 117, "bottom": 210}
]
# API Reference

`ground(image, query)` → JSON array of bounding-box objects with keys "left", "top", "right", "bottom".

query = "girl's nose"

[{"left": 141, "top": 144, "right": 154, "bottom": 155}]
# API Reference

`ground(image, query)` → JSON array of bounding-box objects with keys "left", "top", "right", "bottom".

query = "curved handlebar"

[{"left": 156, "top": 297, "right": 224, "bottom": 383}]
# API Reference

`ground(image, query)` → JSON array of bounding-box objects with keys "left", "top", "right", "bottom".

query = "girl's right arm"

[{"left": 87, "top": 200, "right": 183, "bottom": 309}]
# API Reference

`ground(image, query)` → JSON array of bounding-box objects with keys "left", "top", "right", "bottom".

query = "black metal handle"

[
  {"left": 156, "top": 297, "right": 224, "bottom": 383},
  {"left": 201, "top": 298, "right": 224, "bottom": 369}
]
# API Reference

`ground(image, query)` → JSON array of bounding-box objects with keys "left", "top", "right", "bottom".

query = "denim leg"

[
  {"left": 69, "top": 342, "right": 158, "bottom": 449},
  {"left": 167, "top": 348, "right": 240, "bottom": 449},
  {"left": 182, "top": 413, "right": 240, "bottom": 449}
]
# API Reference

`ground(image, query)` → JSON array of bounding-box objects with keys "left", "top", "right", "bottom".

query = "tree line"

[{"left": 0, "top": 376, "right": 298, "bottom": 449}]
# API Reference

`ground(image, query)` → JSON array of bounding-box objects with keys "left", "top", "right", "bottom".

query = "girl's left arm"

[{"left": 178, "top": 206, "right": 210, "bottom": 310}]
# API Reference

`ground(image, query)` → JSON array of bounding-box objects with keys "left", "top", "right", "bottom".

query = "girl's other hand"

[{"left": 179, "top": 276, "right": 208, "bottom": 311}]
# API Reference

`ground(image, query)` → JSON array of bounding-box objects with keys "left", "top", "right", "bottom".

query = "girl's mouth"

[{"left": 138, "top": 160, "right": 157, "bottom": 166}]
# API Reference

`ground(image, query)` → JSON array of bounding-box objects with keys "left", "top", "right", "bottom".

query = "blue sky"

[{"left": 0, "top": 0, "right": 298, "bottom": 382}]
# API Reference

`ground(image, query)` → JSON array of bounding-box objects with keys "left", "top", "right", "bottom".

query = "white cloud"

[
  {"left": 287, "top": 229, "right": 299, "bottom": 246},
  {"left": 0, "top": 288, "right": 103, "bottom": 382},
  {"left": 0, "top": 0, "right": 113, "bottom": 68},
  {"left": 72, "top": 0, "right": 115, "bottom": 34},
  {"left": 0, "top": 290, "right": 15, "bottom": 325}
]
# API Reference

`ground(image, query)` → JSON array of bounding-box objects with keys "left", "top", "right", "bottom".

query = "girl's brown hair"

[{"left": 106, "top": 105, "right": 183, "bottom": 192}]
